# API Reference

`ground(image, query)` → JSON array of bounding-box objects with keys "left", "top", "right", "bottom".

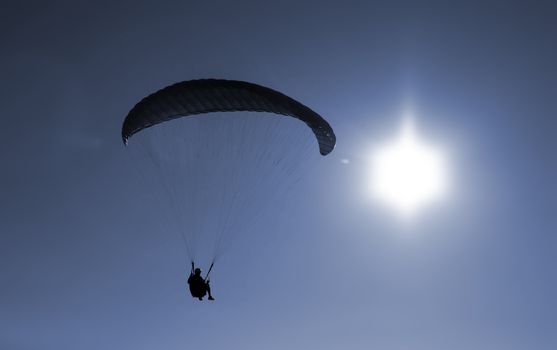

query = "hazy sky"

[{"left": 1, "top": 1, "right": 556, "bottom": 349}]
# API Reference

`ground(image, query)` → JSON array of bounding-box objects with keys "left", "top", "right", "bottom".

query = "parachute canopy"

[
  {"left": 122, "top": 79, "right": 336, "bottom": 263},
  {"left": 121, "top": 79, "right": 336, "bottom": 155}
]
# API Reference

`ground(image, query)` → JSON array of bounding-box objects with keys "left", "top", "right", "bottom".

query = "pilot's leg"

[{"left": 206, "top": 283, "right": 214, "bottom": 300}]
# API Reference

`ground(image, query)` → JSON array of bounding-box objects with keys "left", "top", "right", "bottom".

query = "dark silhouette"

[
  {"left": 122, "top": 79, "right": 336, "bottom": 156},
  {"left": 188, "top": 263, "right": 214, "bottom": 301}
]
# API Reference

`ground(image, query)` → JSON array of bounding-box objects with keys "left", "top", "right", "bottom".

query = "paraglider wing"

[{"left": 121, "top": 79, "right": 336, "bottom": 155}]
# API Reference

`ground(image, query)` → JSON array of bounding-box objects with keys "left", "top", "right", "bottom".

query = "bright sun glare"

[{"left": 371, "top": 117, "right": 449, "bottom": 217}]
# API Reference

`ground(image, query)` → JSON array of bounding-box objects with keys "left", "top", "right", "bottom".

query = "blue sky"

[{"left": 1, "top": 1, "right": 555, "bottom": 349}]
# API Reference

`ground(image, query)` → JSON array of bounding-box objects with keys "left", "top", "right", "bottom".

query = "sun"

[{"left": 370, "top": 118, "right": 449, "bottom": 217}]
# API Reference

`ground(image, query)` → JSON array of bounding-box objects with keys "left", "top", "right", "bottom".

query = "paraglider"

[
  {"left": 188, "top": 262, "right": 214, "bottom": 301},
  {"left": 122, "top": 79, "right": 335, "bottom": 155},
  {"left": 122, "top": 79, "right": 336, "bottom": 300}
]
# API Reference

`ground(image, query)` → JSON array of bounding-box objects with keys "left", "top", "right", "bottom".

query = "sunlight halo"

[{"left": 370, "top": 118, "right": 449, "bottom": 217}]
